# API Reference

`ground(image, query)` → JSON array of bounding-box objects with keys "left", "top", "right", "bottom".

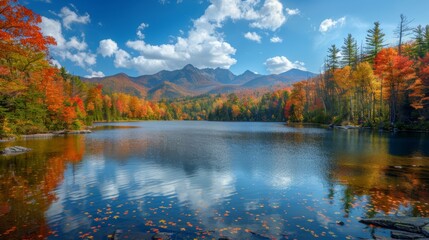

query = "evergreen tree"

[
  {"left": 327, "top": 44, "right": 340, "bottom": 71},
  {"left": 341, "top": 34, "right": 358, "bottom": 68},
  {"left": 425, "top": 25, "right": 429, "bottom": 53},
  {"left": 365, "top": 21, "right": 386, "bottom": 63},
  {"left": 413, "top": 25, "right": 425, "bottom": 58}
]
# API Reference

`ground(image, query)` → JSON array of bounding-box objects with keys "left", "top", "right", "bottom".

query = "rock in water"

[
  {"left": 1, "top": 146, "right": 32, "bottom": 155},
  {"left": 391, "top": 230, "right": 428, "bottom": 239},
  {"left": 360, "top": 217, "right": 429, "bottom": 238}
]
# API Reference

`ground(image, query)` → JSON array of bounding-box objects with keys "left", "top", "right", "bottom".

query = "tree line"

[
  {"left": 2, "top": 0, "right": 428, "bottom": 137},
  {"left": 0, "top": 0, "right": 289, "bottom": 137},
  {"left": 286, "top": 16, "right": 429, "bottom": 130}
]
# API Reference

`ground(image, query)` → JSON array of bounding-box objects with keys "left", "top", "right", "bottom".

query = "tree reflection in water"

[
  {"left": 0, "top": 135, "right": 85, "bottom": 239},
  {"left": 327, "top": 130, "right": 429, "bottom": 219}
]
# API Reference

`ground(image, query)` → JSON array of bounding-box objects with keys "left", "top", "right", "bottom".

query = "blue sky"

[{"left": 27, "top": 0, "right": 429, "bottom": 77}]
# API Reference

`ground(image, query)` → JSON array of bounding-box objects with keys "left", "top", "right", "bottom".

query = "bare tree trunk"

[{"left": 395, "top": 14, "right": 413, "bottom": 56}]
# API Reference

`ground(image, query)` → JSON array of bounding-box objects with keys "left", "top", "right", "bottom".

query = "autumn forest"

[
  {"left": 1, "top": 0, "right": 429, "bottom": 138},
  {"left": 3, "top": 0, "right": 429, "bottom": 239}
]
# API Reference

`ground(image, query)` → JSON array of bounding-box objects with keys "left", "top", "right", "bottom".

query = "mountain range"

[{"left": 82, "top": 64, "right": 317, "bottom": 100}]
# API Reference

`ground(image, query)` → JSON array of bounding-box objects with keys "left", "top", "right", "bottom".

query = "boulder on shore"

[
  {"left": 360, "top": 217, "right": 429, "bottom": 239},
  {"left": 1, "top": 146, "right": 32, "bottom": 155}
]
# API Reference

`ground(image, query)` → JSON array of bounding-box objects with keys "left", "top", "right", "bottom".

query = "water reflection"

[
  {"left": 0, "top": 135, "right": 85, "bottom": 239},
  {"left": 327, "top": 129, "right": 429, "bottom": 218},
  {"left": 0, "top": 122, "right": 429, "bottom": 239}
]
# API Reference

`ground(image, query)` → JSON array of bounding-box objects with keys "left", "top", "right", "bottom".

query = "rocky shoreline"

[
  {"left": 21, "top": 129, "right": 92, "bottom": 139},
  {"left": 0, "top": 129, "right": 92, "bottom": 142},
  {"left": 0, "top": 130, "right": 92, "bottom": 155}
]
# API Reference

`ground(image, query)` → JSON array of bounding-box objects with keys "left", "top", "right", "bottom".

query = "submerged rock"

[
  {"left": 360, "top": 217, "right": 429, "bottom": 239},
  {"left": 0, "top": 146, "right": 32, "bottom": 155},
  {"left": 0, "top": 137, "right": 15, "bottom": 142}
]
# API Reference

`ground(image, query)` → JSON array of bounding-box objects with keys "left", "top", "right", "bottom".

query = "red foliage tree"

[
  {"left": 374, "top": 48, "right": 415, "bottom": 123},
  {"left": 0, "top": 0, "right": 55, "bottom": 52}
]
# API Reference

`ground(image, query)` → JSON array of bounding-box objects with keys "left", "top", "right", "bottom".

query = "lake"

[{"left": 1, "top": 121, "right": 429, "bottom": 239}]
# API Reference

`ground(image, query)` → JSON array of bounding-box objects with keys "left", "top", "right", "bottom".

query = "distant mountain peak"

[
  {"left": 113, "top": 72, "right": 129, "bottom": 77},
  {"left": 242, "top": 70, "right": 258, "bottom": 75},
  {"left": 279, "top": 68, "right": 317, "bottom": 78},
  {"left": 182, "top": 64, "right": 197, "bottom": 71}
]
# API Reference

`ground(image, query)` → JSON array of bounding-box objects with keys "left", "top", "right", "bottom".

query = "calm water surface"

[{"left": 1, "top": 121, "right": 429, "bottom": 239}]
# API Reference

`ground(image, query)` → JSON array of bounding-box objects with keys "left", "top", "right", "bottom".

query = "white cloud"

[
  {"left": 285, "top": 8, "right": 300, "bottom": 16},
  {"left": 265, "top": 56, "right": 306, "bottom": 74},
  {"left": 98, "top": 39, "right": 118, "bottom": 57},
  {"left": 114, "top": 49, "right": 131, "bottom": 68},
  {"left": 58, "top": 6, "right": 90, "bottom": 30},
  {"left": 244, "top": 32, "right": 261, "bottom": 43},
  {"left": 85, "top": 69, "right": 105, "bottom": 78},
  {"left": 66, "top": 36, "right": 87, "bottom": 51},
  {"left": 249, "top": 0, "right": 286, "bottom": 31},
  {"left": 50, "top": 59, "right": 62, "bottom": 68},
  {"left": 319, "top": 17, "right": 346, "bottom": 33},
  {"left": 136, "top": 23, "right": 149, "bottom": 39},
  {"left": 40, "top": 16, "right": 96, "bottom": 69},
  {"left": 64, "top": 51, "right": 96, "bottom": 67},
  {"left": 270, "top": 36, "right": 282, "bottom": 43},
  {"left": 40, "top": 17, "right": 65, "bottom": 47},
  {"left": 99, "top": 0, "right": 293, "bottom": 74}
]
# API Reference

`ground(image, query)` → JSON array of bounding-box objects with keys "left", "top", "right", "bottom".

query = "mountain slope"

[
  {"left": 83, "top": 65, "right": 317, "bottom": 100},
  {"left": 82, "top": 73, "right": 148, "bottom": 98},
  {"left": 243, "top": 69, "right": 317, "bottom": 88},
  {"left": 148, "top": 81, "right": 198, "bottom": 100},
  {"left": 279, "top": 68, "right": 317, "bottom": 79},
  {"left": 233, "top": 70, "right": 260, "bottom": 84}
]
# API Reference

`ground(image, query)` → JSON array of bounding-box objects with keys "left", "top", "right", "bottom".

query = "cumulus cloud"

[
  {"left": 40, "top": 16, "right": 96, "bottom": 69},
  {"left": 113, "top": 49, "right": 132, "bottom": 68},
  {"left": 58, "top": 6, "right": 90, "bottom": 30},
  {"left": 319, "top": 17, "right": 346, "bottom": 33},
  {"left": 244, "top": 32, "right": 261, "bottom": 43},
  {"left": 85, "top": 69, "right": 105, "bottom": 78},
  {"left": 249, "top": 0, "right": 286, "bottom": 31},
  {"left": 63, "top": 51, "right": 96, "bottom": 67},
  {"left": 98, "top": 0, "right": 292, "bottom": 74},
  {"left": 40, "top": 17, "right": 65, "bottom": 46},
  {"left": 66, "top": 36, "right": 87, "bottom": 51},
  {"left": 98, "top": 39, "right": 118, "bottom": 57},
  {"left": 285, "top": 8, "right": 300, "bottom": 16},
  {"left": 265, "top": 56, "right": 306, "bottom": 74},
  {"left": 270, "top": 36, "right": 282, "bottom": 43}
]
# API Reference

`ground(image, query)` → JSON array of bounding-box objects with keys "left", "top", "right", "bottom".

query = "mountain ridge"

[{"left": 81, "top": 65, "right": 317, "bottom": 100}]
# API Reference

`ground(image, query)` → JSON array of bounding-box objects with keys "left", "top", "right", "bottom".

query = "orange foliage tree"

[
  {"left": 0, "top": 0, "right": 55, "bottom": 52},
  {"left": 374, "top": 48, "right": 416, "bottom": 124}
]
